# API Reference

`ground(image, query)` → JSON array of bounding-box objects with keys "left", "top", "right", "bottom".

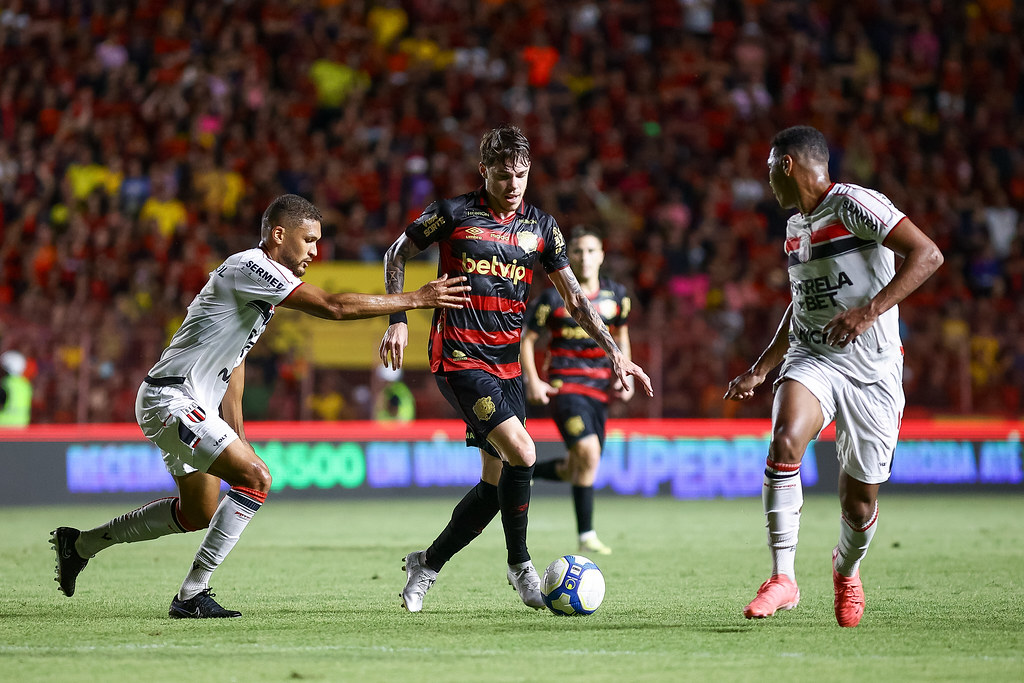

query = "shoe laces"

[
  {"left": 511, "top": 566, "right": 540, "bottom": 592},
  {"left": 835, "top": 580, "right": 863, "bottom": 607}
]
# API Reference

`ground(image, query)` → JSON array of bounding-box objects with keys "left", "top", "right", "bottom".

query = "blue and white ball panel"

[{"left": 541, "top": 554, "right": 605, "bottom": 616}]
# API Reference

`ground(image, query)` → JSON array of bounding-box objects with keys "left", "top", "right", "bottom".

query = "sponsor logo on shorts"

[
  {"left": 473, "top": 396, "right": 496, "bottom": 421},
  {"left": 565, "top": 415, "right": 585, "bottom": 437}
]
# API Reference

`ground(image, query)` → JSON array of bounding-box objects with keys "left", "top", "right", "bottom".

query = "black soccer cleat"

[
  {"left": 50, "top": 527, "right": 89, "bottom": 597},
  {"left": 169, "top": 589, "right": 242, "bottom": 619}
]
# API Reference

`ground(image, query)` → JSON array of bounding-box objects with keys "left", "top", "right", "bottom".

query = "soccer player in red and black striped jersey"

[
  {"left": 380, "top": 125, "right": 653, "bottom": 612},
  {"left": 521, "top": 227, "right": 633, "bottom": 556}
]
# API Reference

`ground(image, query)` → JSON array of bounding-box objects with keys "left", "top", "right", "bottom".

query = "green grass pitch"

[{"left": 2, "top": 494, "right": 1021, "bottom": 682}]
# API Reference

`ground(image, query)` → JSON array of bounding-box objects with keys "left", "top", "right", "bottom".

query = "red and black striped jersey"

[
  {"left": 406, "top": 188, "right": 570, "bottom": 379},
  {"left": 524, "top": 278, "right": 630, "bottom": 403}
]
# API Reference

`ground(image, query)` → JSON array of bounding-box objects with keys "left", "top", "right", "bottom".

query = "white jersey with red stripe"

[
  {"left": 783, "top": 182, "right": 906, "bottom": 383},
  {"left": 145, "top": 247, "right": 303, "bottom": 409}
]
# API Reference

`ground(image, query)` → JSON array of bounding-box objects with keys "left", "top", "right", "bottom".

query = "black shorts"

[
  {"left": 436, "top": 370, "right": 526, "bottom": 459},
  {"left": 551, "top": 392, "right": 607, "bottom": 448}
]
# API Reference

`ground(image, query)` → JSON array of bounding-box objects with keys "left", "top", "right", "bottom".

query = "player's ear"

[
  {"left": 271, "top": 225, "right": 286, "bottom": 245},
  {"left": 478, "top": 162, "right": 486, "bottom": 179}
]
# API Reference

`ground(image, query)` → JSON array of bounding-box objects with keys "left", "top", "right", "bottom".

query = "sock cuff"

[
  {"left": 228, "top": 486, "right": 267, "bottom": 510},
  {"left": 502, "top": 463, "right": 535, "bottom": 483},
  {"left": 842, "top": 502, "right": 879, "bottom": 533},
  {"left": 765, "top": 458, "right": 801, "bottom": 477}
]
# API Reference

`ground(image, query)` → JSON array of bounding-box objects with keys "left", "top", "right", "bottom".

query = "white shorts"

[
  {"left": 135, "top": 382, "right": 237, "bottom": 477},
  {"left": 777, "top": 353, "right": 904, "bottom": 485}
]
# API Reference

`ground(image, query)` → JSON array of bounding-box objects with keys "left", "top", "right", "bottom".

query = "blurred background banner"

[
  {"left": 270, "top": 260, "right": 439, "bottom": 369},
  {"left": 1, "top": 419, "right": 1019, "bottom": 505}
]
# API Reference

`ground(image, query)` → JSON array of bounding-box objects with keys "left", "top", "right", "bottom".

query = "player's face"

[
  {"left": 569, "top": 234, "right": 604, "bottom": 283},
  {"left": 280, "top": 219, "right": 321, "bottom": 276},
  {"left": 767, "top": 148, "right": 797, "bottom": 209},
  {"left": 480, "top": 159, "right": 530, "bottom": 215}
]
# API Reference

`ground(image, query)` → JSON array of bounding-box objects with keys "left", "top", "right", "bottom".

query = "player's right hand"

[
  {"left": 723, "top": 369, "right": 766, "bottom": 401},
  {"left": 379, "top": 322, "right": 409, "bottom": 370},
  {"left": 526, "top": 380, "right": 559, "bottom": 405},
  {"left": 418, "top": 274, "right": 471, "bottom": 309}
]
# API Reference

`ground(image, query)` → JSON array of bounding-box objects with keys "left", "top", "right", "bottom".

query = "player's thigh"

[
  {"left": 834, "top": 362, "right": 904, "bottom": 487},
  {"left": 486, "top": 415, "right": 536, "bottom": 466},
  {"left": 568, "top": 435, "right": 602, "bottom": 469},
  {"left": 770, "top": 379, "right": 827, "bottom": 462},
  {"left": 137, "top": 384, "right": 239, "bottom": 477}
]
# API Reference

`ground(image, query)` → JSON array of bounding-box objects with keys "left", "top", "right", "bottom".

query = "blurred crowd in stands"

[{"left": 0, "top": 0, "right": 1022, "bottom": 423}]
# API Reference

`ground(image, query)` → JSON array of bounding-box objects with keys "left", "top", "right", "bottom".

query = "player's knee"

[
  {"left": 237, "top": 462, "right": 273, "bottom": 493},
  {"left": 768, "top": 431, "right": 806, "bottom": 464},
  {"left": 840, "top": 493, "right": 876, "bottom": 527},
  {"left": 507, "top": 440, "right": 536, "bottom": 467}
]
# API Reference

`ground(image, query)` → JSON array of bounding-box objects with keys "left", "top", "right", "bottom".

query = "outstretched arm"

[
  {"left": 549, "top": 267, "right": 653, "bottom": 397},
  {"left": 279, "top": 273, "right": 468, "bottom": 320},
  {"left": 379, "top": 234, "right": 428, "bottom": 369},
  {"left": 724, "top": 303, "right": 793, "bottom": 401}
]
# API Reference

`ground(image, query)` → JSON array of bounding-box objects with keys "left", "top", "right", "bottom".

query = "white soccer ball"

[{"left": 540, "top": 554, "right": 605, "bottom": 616}]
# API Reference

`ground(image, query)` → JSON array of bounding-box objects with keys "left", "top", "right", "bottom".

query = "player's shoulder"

[
  {"left": 442, "top": 190, "right": 482, "bottom": 219},
  {"left": 520, "top": 200, "right": 556, "bottom": 226},
  {"left": 829, "top": 181, "right": 895, "bottom": 208},
  {"left": 600, "top": 277, "right": 628, "bottom": 297}
]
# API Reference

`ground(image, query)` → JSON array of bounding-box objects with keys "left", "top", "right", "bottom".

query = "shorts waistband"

[{"left": 144, "top": 375, "right": 186, "bottom": 386}]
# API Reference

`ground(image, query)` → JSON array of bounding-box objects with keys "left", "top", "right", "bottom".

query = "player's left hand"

[
  {"left": 822, "top": 305, "right": 878, "bottom": 347},
  {"left": 612, "top": 355, "right": 653, "bottom": 397}
]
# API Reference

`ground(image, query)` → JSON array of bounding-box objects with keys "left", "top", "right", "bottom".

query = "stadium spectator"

[{"left": 0, "top": 2, "right": 1019, "bottom": 422}]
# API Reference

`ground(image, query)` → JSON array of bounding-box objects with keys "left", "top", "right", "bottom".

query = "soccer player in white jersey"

[
  {"left": 50, "top": 194, "right": 470, "bottom": 618},
  {"left": 724, "top": 126, "right": 943, "bottom": 627}
]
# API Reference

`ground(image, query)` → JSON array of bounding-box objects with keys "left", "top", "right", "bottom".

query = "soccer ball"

[{"left": 540, "top": 554, "right": 605, "bottom": 616}]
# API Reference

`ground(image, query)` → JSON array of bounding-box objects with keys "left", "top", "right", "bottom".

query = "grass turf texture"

[{"left": 2, "top": 494, "right": 1021, "bottom": 682}]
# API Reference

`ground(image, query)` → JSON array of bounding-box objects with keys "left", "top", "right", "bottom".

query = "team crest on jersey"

[
  {"left": 597, "top": 299, "right": 619, "bottom": 320},
  {"left": 452, "top": 350, "right": 467, "bottom": 360},
  {"left": 797, "top": 233, "right": 811, "bottom": 263},
  {"left": 473, "top": 396, "right": 496, "bottom": 421},
  {"left": 565, "top": 416, "right": 585, "bottom": 437},
  {"left": 517, "top": 231, "right": 538, "bottom": 254}
]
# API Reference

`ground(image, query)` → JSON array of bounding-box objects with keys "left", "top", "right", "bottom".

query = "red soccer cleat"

[
  {"left": 743, "top": 574, "right": 800, "bottom": 619},
  {"left": 832, "top": 547, "right": 865, "bottom": 627}
]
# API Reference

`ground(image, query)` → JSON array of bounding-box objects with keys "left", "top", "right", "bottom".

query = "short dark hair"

[
  {"left": 260, "top": 194, "right": 322, "bottom": 242},
  {"left": 771, "top": 125, "right": 829, "bottom": 164},
  {"left": 570, "top": 225, "right": 603, "bottom": 244},
  {"left": 479, "top": 124, "right": 531, "bottom": 169}
]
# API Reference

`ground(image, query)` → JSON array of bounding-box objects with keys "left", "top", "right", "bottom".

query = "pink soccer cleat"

[
  {"left": 743, "top": 574, "right": 800, "bottom": 619},
  {"left": 832, "top": 547, "right": 865, "bottom": 627}
]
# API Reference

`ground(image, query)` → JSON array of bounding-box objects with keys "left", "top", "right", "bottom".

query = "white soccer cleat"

[
  {"left": 400, "top": 551, "right": 437, "bottom": 613},
  {"left": 507, "top": 560, "right": 545, "bottom": 609},
  {"left": 578, "top": 534, "right": 613, "bottom": 555}
]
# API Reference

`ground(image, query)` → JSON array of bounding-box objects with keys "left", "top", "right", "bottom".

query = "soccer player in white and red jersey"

[
  {"left": 725, "top": 126, "right": 943, "bottom": 627},
  {"left": 51, "top": 194, "right": 470, "bottom": 618}
]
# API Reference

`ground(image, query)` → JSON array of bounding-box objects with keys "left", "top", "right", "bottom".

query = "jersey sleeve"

[
  {"left": 229, "top": 255, "right": 302, "bottom": 306},
  {"left": 837, "top": 186, "right": 906, "bottom": 243},
  {"left": 525, "top": 288, "right": 556, "bottom": 333},
  {"left": 540, "top": 218, "right": 570, "bottom": 273},
  {"left": 405, "top": 198, "right": 455, "bottom": 250}
]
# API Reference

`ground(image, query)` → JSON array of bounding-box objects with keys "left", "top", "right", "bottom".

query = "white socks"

[
  {"left": 762, "top": 459, "right": 802, "bottom": 580},
  {"left": 76, "top": 497, "right": 193, "bottom": 558},
  {"left": 178, "top": 487, "right": 266, "bottom": 600},
  {"left": 834, "top": 502, "right": 878, "bottom": 577}
]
